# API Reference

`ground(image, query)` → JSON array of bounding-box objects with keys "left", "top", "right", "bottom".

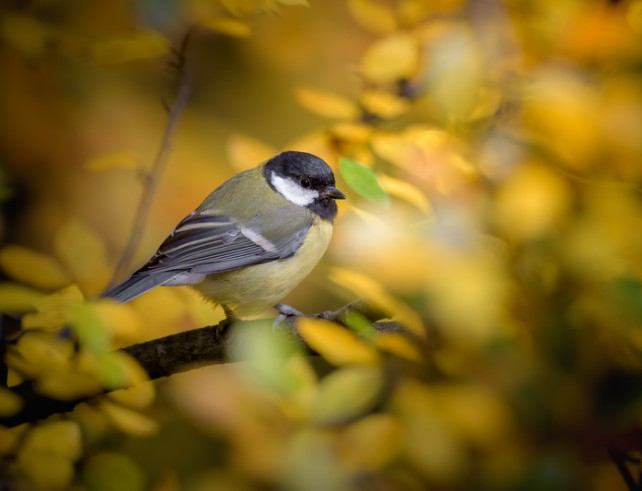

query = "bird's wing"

[
  {"left": 102, "top": 207, "right": 313, "bottom": 303},
  {"left": 137, "top": 209, "right": 311, "bottom": 276}
]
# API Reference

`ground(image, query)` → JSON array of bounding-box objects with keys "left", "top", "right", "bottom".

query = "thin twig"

[
  {"left": 610, "top": 449, "right": 641, "bottom": 491},
  {"left": 108, "top": 30, "right": 194, "bottom": 289}
]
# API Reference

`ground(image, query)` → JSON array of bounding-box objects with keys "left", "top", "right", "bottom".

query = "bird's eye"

[{"left": 300, "top": 178, "right": 311, "bottom": 188}]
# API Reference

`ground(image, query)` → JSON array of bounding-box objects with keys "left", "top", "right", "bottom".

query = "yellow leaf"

[
  {"left": 100, "top": 400, "right": 159, "bottom": 437},
  {"left": 219, "top": 0, "right": 260, "bottom": 15},
  {"left": 94, "top": 300, "right": 142, "bottom": 347},
  {"left": 361, "top": 32, "right": 419, "bottom": 83},
  {"left": 100, "top": 352, "right": 150, "bottom": 402},
  {"left": 494, "top": 162, "right": 571, "bottom": 241},
  {"left": 436, "top": 385, "right": 514, "bottom": 446},
  {"left": 348, "top": 0, "right": 396, "bottom": 34},
  {"left": 0, "top": 426, "right": 27, "bottom": 455},
  {"left": 100, "top": 351, "right": 150, "bottom": 391},
  {"left": 106, "top": 383, "right": 155, "bottom": 410},
  {"left": 371, "top": 126, "right": 476, "bottom": 194},
  {"left": 0, "top": 387, "right": 23, "bottom": 417},
  {"left": 629, "top": 1, "right": 642, "bottom": 35},
  {"left": 330, "top": 121, "right": 373, "bottom": 143},
  {"left": 564, "top": 189, "right": 642, "bottom": 282},
  {"left": 17, "top": 421, "right": 82, "bottom": 490},
  {"left": 294, "top": 86, "right": 359, "bottom": 120},
  {"left": 0, "top": 282, "right": 45, "bottom": 313},
  {"left": 101, "top": 349, "right": 137, "bottom": 388},
  {"left": 399, "top": 0, "right": 465, "bottom": 23},
  {"left": 427, "top": 252, "right": 509, "bottom": 343},
  {"left": 371, "top": 125, "right": 448, "bottom": 167},
  {"left": 346, "top": 203, "right": 387, "bottom": 227},
  {"left": 392, "top": 379, "right": 466, "bottom": 483},
  {"left": 85, "top": 151, "right": 142, "bottom": 172},
  {"left": 361, "top": 89, "right": 410, "bottom": 119},
  {"left": 370, "top": 130, "right": 413, "bottom": 165},
  {"left": 17, "top": 453, "right": 75, "bottom": 490},
  {"left": 466, "top": 86, "right": 503, "bottom": 121},
  {"left": 310, "top": 365, "right": 384, "bottom": 425},
  {"left": 8, "top": 331, "right": 74, "bottom": 377},
  {"left": 219, "top": 0, "right": 295, "bottom": 15},
  {"left": 199, "top": 16, "right": 253, "bottom": 36},
  {"left": 379, "top": 173, "right": 432, "bottom": 214},
  {"left": 0, "top": 14, "right": 51, "bottom": 57},
  {"left": 425, "top": 27, "right": 483, "bottom": 119},
  {"left": 129, "top": 287, "right": 188, "bottom": 339},
  {"left": 339, "top": 413, "right": 401, "bottom": 471},
  {"left": 227, "top": 134, "right": 277, "bottom": 172},
  {"left": 32, "top": 348, "right": 104, "bottom": 400},
  {"left": 278, "top": 0, "right": 309, "bottom": 6},
  {"left": 37, "top": 366, "right": 103, "bottom": 400},
  {"left": 374, "top": 332, "right": 423, "bottom": 362},
  {"left": 22, "top": 285, "right": 84, "bottom": 331},
  {"left": 21, "top": 421, "right": 82, "bottom": 460},
  {"left": 54, "top": 220, "right": 110, "bottom": 297},
  {"left": 91, "top": 31, "right": 169, "bottom": 65},
  {"left": 523, "top": 69, "right": 601, "bottom": 168},
  {"left": 82, "top": 453, "right": 145, "bottom": 491},
  {"left": 283, "top": 429, "right": 344, "bottom": 489},
  {"left": 297, "top": 318, "right": 380, "bottom": 366},
  {"left": 285, "top": 131, "right": 336, "bottom": 165},
  {"left": 0, "top": 245, "right": 70, "bottom": 290},
  {"left": 329, "top": 268, "right": 426, "bottom": 339}
]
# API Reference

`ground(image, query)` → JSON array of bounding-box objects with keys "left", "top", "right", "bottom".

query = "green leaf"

[
  {"left": 339, "top": 157, "right": 390, "bottom": 206},
  {"left": 611, "top": 277, "right": 642, "bottom": 322},
  {"left": 310, "top": 365, "right": 384, "bottom": 425},
  {"left": 82, "top": 452, "right": 145, "bottom": 491},
  {"left": 69, "top": 303, "right": 111, "bottom": 353},
  {"left": 341, "top": 309, "right": 376, "bottom": 340}
]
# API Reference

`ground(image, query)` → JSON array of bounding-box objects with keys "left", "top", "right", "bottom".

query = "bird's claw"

[{"left": 273, "top": 303, "right": 304, "bottom": 330}]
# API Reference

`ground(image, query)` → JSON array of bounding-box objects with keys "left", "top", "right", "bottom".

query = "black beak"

[{"left": 324, "top": 186, "right": 347, "bottom": 200}]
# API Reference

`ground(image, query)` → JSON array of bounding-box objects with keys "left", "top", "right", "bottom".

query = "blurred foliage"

[{"left": 1, "top": 0, "right": 642, "bottom": 489}]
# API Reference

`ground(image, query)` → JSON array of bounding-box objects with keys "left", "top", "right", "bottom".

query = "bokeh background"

[{"left": 2, "top": 0, "right": 642, "bottom": 490}]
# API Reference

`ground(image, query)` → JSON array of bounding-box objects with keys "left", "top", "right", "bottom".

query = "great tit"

[{"left": 104, "top": 151, "right": 347, "bottom": 317}]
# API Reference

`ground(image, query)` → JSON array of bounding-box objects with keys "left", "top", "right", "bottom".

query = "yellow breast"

[{"left": 192, "top": 218, "right": 333, "bottom": 315}]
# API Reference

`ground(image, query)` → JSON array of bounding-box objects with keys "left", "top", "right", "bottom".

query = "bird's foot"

[
  {"left": 275, "top": 303, "right": 304, "bottom": 317},
  {"left": 214, "top": 304, "right": 237, "bottom": 342},
  {"left": 273, "top": 303, "right": 304, "bottom": 331}
]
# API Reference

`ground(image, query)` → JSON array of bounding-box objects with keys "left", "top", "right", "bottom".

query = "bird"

[{"left": 103, "top": 150, "right": 347, "bottom": 319}]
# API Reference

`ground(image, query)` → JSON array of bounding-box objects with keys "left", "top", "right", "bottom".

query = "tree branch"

[{"left": 0, "top": 301, "right": 402, "bottom": 428}]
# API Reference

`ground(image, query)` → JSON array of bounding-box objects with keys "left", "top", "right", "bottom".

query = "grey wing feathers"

[
  {"left": 102, "top": 271, "right": 181, "bottom": 303},
  {"left": 142, "top": 212, "right": 280, "bottom": 274},
  {"left": 102, "top": 210, "right": 311, "bottom": 303}
]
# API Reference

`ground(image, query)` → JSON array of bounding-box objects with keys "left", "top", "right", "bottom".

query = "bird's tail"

[{"left": 102, "top": 272, "right": 179, "bottom": 303}]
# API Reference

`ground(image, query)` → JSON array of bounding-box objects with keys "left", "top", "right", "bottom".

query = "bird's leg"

[
  {"left": 214, "top": 304, "right": 236, "bottom": 341},
  {"left": 273, "top": 303, "right": 304, "bottom": 330},
  {"left": 222, "top": 304, "right": 235, "bottom": 320}
]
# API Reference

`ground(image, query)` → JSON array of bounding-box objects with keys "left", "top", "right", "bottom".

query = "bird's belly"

[{"left": 192, "top": 219, "right": 333, "bottom": 315}]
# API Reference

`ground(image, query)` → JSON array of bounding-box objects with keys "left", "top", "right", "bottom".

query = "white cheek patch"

[{"left": 271, "top": 174, "right": 319, "bottom": 206}]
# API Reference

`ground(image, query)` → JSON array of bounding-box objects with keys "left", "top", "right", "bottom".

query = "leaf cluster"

[{"left": 2, "top": 0, "right": 642, "bottom": 490}]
